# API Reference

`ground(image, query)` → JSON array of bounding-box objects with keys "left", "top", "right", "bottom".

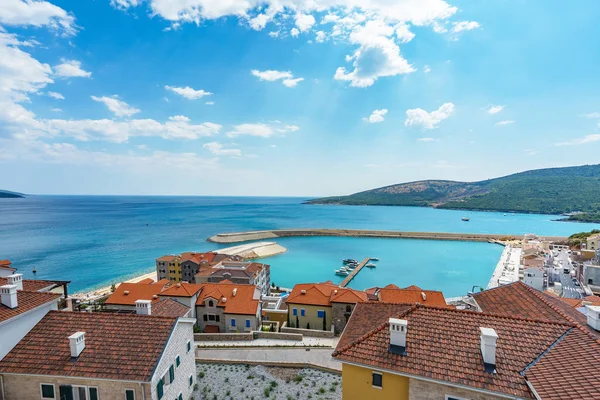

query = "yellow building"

[
  {"left": 333, "top": 301, "right": 600, "bottom": 400},
  {"left": 156, "top": 255, "right": 182, "bottom": 282}
]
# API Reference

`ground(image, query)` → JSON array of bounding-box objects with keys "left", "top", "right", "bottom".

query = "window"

[
  {"left": 345, "top": 305, "right": 352, "bottom": 313},
  {"left": 89, "top": 387, "right": 98, "bottom": 400},
  {"left": 208, "top": 314, "right": 215, "bottom": 321},
  {"left": 189, "top": 375, "right": 193, "bottom": 387},
  {"left": 246, "top": 319, "right": 251, "bottom": 328},
  {"left": 372, "top": 372, "right": 382, "bottom": 388},
  {"left": 216, "top": 315, "right": 220, "bottom": 322},
  {"left": 169, "top": 364, "right": 175, "bottom": 383},
  {"left": 231, "top": 318, "right": 236, "bottom": 327},
  {"left": 203, "top": 314, "right": 208, "bottom": 321},
  {"left": 176, "top": 355, "right": 181, "bottom": 367},
  {"left": 157, "top": 380, "right": 164, "bottom": 400},
  {"left": 445, "top": 396, "right": 469, "bottom": 400},
  {"left": 187, "top": 340, "right": 191, "bottom": 353},
  {"left": 208, "top": 300, "right": 214, "bottom": 307},
  {"left": 292, "top": 308, "right": 297, "bottom": 316},
  {"left": 317, "top": 310, "right": 325, "bottom": 318},
  {"left": 300, "top": 309, "right": 305, "bottom": 316},
  {"left": 72, "top": 385, "right": 89, "bottom": 400},
  {"left": 125, "top": 389, "right": 135, "bottom": 400},
  {"left": 41, "top": 384, "right": 55, "bottom": 399}
]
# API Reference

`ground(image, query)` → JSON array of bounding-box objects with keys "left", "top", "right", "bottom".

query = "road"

[{"left": 555, "top": 251, "right": 583, "bottom": 299}]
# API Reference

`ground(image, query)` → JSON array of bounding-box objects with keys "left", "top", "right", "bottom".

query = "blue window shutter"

[
  {"left": 231, "top": 318, "right": 236, "bottom": 327},
  {"left": 300, "top": 309, "right": 305, "bottom": 316},
  {"left": 246, "top": 319, "right": 251, "bottom": 328},
  {"left": 293, "top": 308, "right": 297, "bottom": 316},
  {"left": 317, "top": 310, "right": 324, "bottom": 318}
]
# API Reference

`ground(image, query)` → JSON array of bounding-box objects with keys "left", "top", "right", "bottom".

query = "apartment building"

[{"left": 195, "top": 260, "right": 271, "bottom": 295}]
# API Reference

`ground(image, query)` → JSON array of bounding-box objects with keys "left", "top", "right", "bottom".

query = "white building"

[{"left": 522, "top": 267, "right": 546, "bottom": 291}]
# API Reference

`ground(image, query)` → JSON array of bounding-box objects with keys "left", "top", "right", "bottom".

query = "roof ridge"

[{"left": 520, "top": 327, "right": 573, "bottom": 376}]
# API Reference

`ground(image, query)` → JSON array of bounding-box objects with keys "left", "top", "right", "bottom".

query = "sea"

[{"left": 0, "top": 196, "right": 598, "bottom": 297}]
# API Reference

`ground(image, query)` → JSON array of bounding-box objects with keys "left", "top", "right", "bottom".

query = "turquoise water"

[{"left": 0, "top": 196, "right": 597, "bottom": 296}]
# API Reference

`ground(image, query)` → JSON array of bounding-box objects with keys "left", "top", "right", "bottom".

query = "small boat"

[
  {"left": 343, "top": 259, "right": 358, "bottom": 264},
  {"left": 335, "top": 270, "right": 350, "bottom": 276},
  {"left": 370, "top": 257, "right": 379, "bottom": 261},
  {"left": 346, "top": 264, "right": 357, "bottom": 270},
  {"left": 365, "top": 263, "right": 376, "bottom": 268},
  {"left": 461, "top": 217, "right": 470, "bottom": 222},
  {"left": 503, "top": 213, "right": 507, "bottom": 216}
]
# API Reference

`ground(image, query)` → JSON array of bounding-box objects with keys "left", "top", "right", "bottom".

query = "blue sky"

[{"left": 1, "top": 0, "right": 600, "bottom": 196}]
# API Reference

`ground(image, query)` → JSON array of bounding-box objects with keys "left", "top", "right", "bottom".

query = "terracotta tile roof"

[
  {"left": 377, "top": 288, "right": 448, "bottom": 306},
  {"left": 330, "top": 288, "right": 368, "bottom": 304},
  {"left": 0, "top": 278, "right": 59, "bottom": 292},
  {"left": 0, "top": 291, "right": 61, "bottom": 322},
  {"left": 402, "top": 285, "right": 421, "bottom": 290},
  {"left": 136, "top": 278, "right": 155, "bottom": 284},
  {"left": 337, "top": 302, "right": 413, "bottom": 349},
  {"left": 333, "top": 304, "right": 574, "bottom": 399},
  {"left": 160, "top": 282, "right": 203, "bottom": 297},
  {"left": 0, "top": 311, "right": 177, "bottom": 381},
  {"left": 156, "top": 255, "right": 177, "bottom": 262},
  {"left": 105, "top": 280, "right": 170, "bottom": 306},
  {"left": 524, "top": 328, "right": 600, "bottom": 400},
  {"left": 285, "top": 281, "right": 341, "bottom": 306},
  {"left": 557, "top": 295, "right": 600, "bottom": 308},
  {"left": 180, "top": 252, "right": 216, "bottom": 264},
  {"left": 196, "top": 282, "right": 259, "bottom": 315},
  {"left": 152, "top": 298, "right": 190, "bottom": 318},
  {"left": 472, "top": 281, "right": 599, "bottom": 338},
  {"left": 0, "top": 260, "right": 14, "bottom": 270}
]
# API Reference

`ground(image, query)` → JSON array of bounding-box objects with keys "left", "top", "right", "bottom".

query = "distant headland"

[
  {"left": 0, "top": 190, "right": 24, "bottom": 199},
  {"left": 305, "top": 163, "right": 600, "bottom": 222}
]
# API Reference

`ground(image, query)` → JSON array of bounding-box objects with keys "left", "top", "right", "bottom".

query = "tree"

[
  {"left": 322, "top": 310, "right": 327, "bottom": 331},
  {"left": 110, "top": 283, "right": 116, "bottom": 293},
  {"left": 306, "top": 322, "right": 311, "bottom": 330},
  {"left": 271, "top": 282, "right": 275, "bottom": 288},
  {"left": 296, "top": 315, "right": 299, "bottom": 329}
]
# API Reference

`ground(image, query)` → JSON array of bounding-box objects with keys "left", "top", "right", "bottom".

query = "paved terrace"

[{"left": 208, "top": 228, "right": 568, "bottom": 244}]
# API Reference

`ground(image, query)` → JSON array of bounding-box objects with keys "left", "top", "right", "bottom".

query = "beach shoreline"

[{"left": 72, "top": 270, "right": 157, "bottom": 300}]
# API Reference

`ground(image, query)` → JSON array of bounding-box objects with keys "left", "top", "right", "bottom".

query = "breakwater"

[{"left": 208, "top": 228, "right": 567, "bottom": 244}]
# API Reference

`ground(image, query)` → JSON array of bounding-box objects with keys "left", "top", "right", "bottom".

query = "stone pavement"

[
  {"left": 195, "top": 337, "right": 339, "bottom": 347},
  {"left": 196, "top": 347, "right": 342, "bottom": 371}
]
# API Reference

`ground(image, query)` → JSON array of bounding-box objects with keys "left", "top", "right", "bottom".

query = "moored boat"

[
  {"left": 343, "top": 259, "right": 358, "bottom": 264},
  {"left": 335, "top": 270, "right": 350, "bottom": 276},
  {"left": 461, "top": 217, "right": 470, "bottom": 221},
  {"left": 365, "top": 263, "right": 376, "bottom": 268},
  {"left": 370, "top": 257, "right": 379, "bottom": 261}
]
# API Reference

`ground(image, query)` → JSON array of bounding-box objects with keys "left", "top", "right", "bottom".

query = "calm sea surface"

[{"left": 1, "top": 196, "right": 598, "bottom": 296}]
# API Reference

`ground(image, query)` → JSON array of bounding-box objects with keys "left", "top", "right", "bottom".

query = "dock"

[{"left": 339, "top": 258, "right": 370, "bottom": 288}]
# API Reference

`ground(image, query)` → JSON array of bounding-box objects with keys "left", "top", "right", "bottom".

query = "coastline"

[{"left": 72, "top": 270, "right": 157, "bottom": 300}]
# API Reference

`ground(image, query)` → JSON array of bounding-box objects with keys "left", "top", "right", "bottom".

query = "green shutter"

[
  {"left": 125, "top": 390, "right": 135, "bottom": 400},
  {"left": 176, "top": 355, "right": 180, "bottom": 367},
  {"left": 169, "top": 364, "right": 175, "bottom": 382},
  {"left": 89, "top": 387, "right": 99, "bottom": 400},
  {"left": 157, "top": 380, "right": 164, "bottom": 400},
  {"left": 187, "top": 341, "right": 191, "bottom": 352}
]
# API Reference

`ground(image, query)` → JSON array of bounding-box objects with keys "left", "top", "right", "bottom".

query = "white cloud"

[
  {"left": 495, "top": 120, "right": 515, "bottom": 126},
  {"left": 394, "top": 24, "right": 415, "bottom": 43},
  {"left": 290, "top": 27, "right": 300, "bottom": 37},
  {"left": 51, "top": 108, "right": 62, "bottom": 112},
  {"left": 268, "top": 30, "right": 280, "bottom": 38},
  {"left": 582, "top": 112, "right": 600, "bottom": 118},
  {"left": 418, "top": 137, "right": 436, "bottom": 142},
  {"left": 0, "top": 0, "right": 76, "bottom": 35},
  {"left": 54, "top": 60, "right": 91, "bottom": 78},
  {"left": 363, "top": 109, "right": 388, "bottom": 123},
  {"left": 295, "top": 14, "right": 315, "bottom": 32},
  {"left": 423, "top": 65, "right": 431, "bottom": 73},
  {"left": 165, "top": 85, "right": 212, "bottom": 99},
  {"left": 487, "top": 105, "right": 504, "bottom": 114},
  {"left": 47, "top": 91, "right": 64, "bottom": 100},
  {"left": 91, "top": 95, "right": 140, "bottom": 117},
  {"left": 203, "top": 141, "right": 241, "bottom": 157},
  {"left": 227, "top": 123, "right": 274, "bottom": 138},
  {"left": 275, "top": 125, "right": 300, "bottom": 133},
  {"left": 452, "top": 21, "right": 480, "bottom": 33},
  {"left": 110, "top": 0, "right": 141, "bottom": 10},
  {"left": 315, "top": 31, "right": 326, "bottom": 42},
  {"left": 251, "top": 69, "right": 304, "bottom": 87},
  {"left": 555, "top": 134, "right": 600, "bottom": 146},
  {"left": 168, "top": 115, "right": 189, "bottom": 122},
  {"left": 405, "top": 102, "right": 455, "bottom": 129},
  {"left": 205, "top": 101, "right": 214, "bottom": 105}
]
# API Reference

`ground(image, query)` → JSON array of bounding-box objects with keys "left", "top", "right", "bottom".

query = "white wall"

[
  {"left": 0, "top": 300, "right": 58, "bottom": 360},
  {"left": 150, "top": 318, "right": 196, "bottom": 400},
  {"left": 522, "top": 268, "right": 545, "bottom": 291}
]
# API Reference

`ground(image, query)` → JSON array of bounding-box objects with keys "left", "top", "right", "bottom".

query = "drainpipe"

[
  {"left": 1, "top": 374, "right": 5, "bottom": 400},
  {"left": 139, "top": 382, "right": 146, "bottom": 400}
]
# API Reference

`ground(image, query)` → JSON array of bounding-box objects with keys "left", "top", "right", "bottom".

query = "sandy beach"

[{"left": 72, "top": 270, "right": 157, "bottom": 300}]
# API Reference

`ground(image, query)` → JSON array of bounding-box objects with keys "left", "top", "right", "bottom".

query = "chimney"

[
  {"left": 69, "top": 332, "right": 86, "bottom": 358},
  {"left": 388, "top": 318, "right": 407, "bottom": 354},
  {"left": 7, "top": 274, "right": 23, "bottom": 291},
  {"left": 135, "top": 299, "right": 152, "bottom": 315},
  {"left": 480, "top": 327, "right": 498, "bottom": 372},
  {"left": 586, "top": 305, "right": 600, "bottom": 331},
  {"left": 300, "top": 290, "right": 306, "bottom": 295},
  {"left": 421, "top": 292, "right": 426, "bottom": 301},
  {"left": 232, "top": 288, "right": 237, "bottom": 297},
  {"left": 0, "top": 285, "right": 18, "bottom": 309}
]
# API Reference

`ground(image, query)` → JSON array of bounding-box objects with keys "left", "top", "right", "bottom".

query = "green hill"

[
  {"left": 306, "top": 164, "right": 600, "bottom": 216},
  {"left": 0, "top": 190, "right": 24, "bottom": 199}
]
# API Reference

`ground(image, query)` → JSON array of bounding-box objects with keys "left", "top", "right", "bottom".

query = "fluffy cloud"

[
  {"left": 315, "top": 31, "right": 326, "bottom": 42},
  {"left": 47, "top": 91, "right": 64, "bottom": 100},
  {"left": 295, "top": 13, "right": 316, "bottom": 32},
  {"left": 290, "top": 27, "right": 300, "bottom": 37},
  {"left": 405, "top": 103, "right": 455, "bottom": 129},
  {"left": 165, "top": 85, "right": 212, "bottom": 99},
  {"left": 54, "top": 60, "right": 91, "bottom": 78},
  {"left": 91, "top": 95, "right": 140, "bottom": 117},
  {"left": 205, "top": 101, "right": 214, "bottom": 105},
  {"left": 0, "top": 0, "right": 76, "bottom": 35},
  {"left": 495, "top": 120, "right": 515, "bottom": 126},
  {"left": 555, "top": 134, "right": 600, "bottom": 146},
  {"left": 418, "top": 137, "right": 436, "bottom": 142},
  {"left": 423, "top": 65, "right": 431, "bottom": 73},
  {"left": 203, "top": 141, "right": 241, "bottom": 157},
  {"left": 251, "top": 69, "right": 304, "bottom": 87},
  {"left": 487, "top": 105, "right": 504, "bottom": 114},
  {"left": 363, "top": 109, "right": 388, "bottom": 123},
  {"left": 275, "top": 125, "right": 300, "bottom": 133},
  {"left": 227, "top": 123, "right": 274, "bottom": 138},
  {"left": 452, "top": 21, "right": 480, "bottom": 33},
  {"left": 110, "top": 0, "right": 142, "bottom": 10}
]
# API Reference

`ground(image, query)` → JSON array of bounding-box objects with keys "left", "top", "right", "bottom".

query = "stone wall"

[
  {"left": 281, "top": 326, "right": 335, "bottom": 338},
  {"left": 255, "top": 331, "right": 303, "bottom": 341},
  {"left": 196, "top": 305, "right": 226, "bottom": 332},
  {"left": 194, "top": 332, "right": 253, "bottom": 341},
  {"left": 331, "top": 303, "right": 355, "bottom": 335},
  {"left": 408, "top": 377, "right": 507, "bottom": 400}
]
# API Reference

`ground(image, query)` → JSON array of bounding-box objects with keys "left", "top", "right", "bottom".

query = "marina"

[{"left": 339, "top": 258, "right": 372, "bottom": 288}]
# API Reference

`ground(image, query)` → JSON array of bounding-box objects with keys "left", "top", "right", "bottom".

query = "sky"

[{"left": 1, "top": 0, "right": 600, "bottom": 196}]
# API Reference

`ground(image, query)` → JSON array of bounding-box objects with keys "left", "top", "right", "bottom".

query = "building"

[
  {"left": 586, "top": 233, "right": 600, "bottom": 251},
  {"left": 0, "top": 310, "right": 196, "bottom": 400},
  {"left": 522, "top": 266, "right": 546, "bottom": 291},
  {"left": 583, "top": 262, "right": 600, "bottom": 293},
  {"left": 366, "top": 284, "right": 449, "bottom": 306},
  {"left": 0, "top": 274, "right": 63, "bottom": 360},
  {"left": 160, "top": 282, "right": 204, "bottom": 319},
  {"left": 333, "top": 302, "right": 600, "bottom": 400},
  {"left": 0, "top": 260, "right": 16, "bottom": 277},
  {"left": 105, "top": 279, "right": 171, "bottom": 312},
  {"left": 195, "top": 282, "right": 261, "bottom": 333},
  {"left": 286, "top": 281, "right": 367, "bottom": 333},
  {"left": 156, "top": 255, "right": 181, "bottom": 282},
  {"left": 195, "top": 260, "right": 271, "bottom": 295}
]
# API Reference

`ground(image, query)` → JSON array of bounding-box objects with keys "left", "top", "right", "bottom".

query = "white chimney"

[
  {"left": 135, "top": 299, "right": 152, "bottom": 315},
  {"left": 586, "top": 305, "right": 600, "bottom": 331},
  {"left": 232, "top": 288, "right": 237, "bottom": 297},
  {"left": 480, "top": 327, "right": 498, "bottom": 369},
  {"left": 0, "top": 285, "right": 18, "bottom": 309},
  {"left": 389, "top": 318, "right": 407, "bottom": 353},
  {"left": 6, "top": 274, "right": 23, "bottom": 291},
  {"left": 69, "top": 332, "right": 86, "bottom": 358}
]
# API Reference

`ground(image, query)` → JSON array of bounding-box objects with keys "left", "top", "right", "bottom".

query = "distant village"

[{"left": 0, "top": 232, "right": 599, "bottom": 399}]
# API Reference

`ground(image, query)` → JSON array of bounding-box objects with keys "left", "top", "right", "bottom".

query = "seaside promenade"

[{"left": 208, "top": 228, "right": 568, "bottom": 244}]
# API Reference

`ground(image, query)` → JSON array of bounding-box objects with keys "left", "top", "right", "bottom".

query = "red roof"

[
  {"left": 330, "top": 288, "right": 368, "bottom": 304},
  {"left": 334, "top": 304, "right": 576, "bottom": 399},
  {"left": 151, "top": 298, "right": 190, "bottom": 318},
  {"left": 0, "top": 260, "right": 14, "bottom": 270},
  {"left": 105, "top": 280, "right": 170, "bottom": 306},
  {"left": 0, "top": 311, "right": 178, "bottom": 381},
  {"left": 0, "top": 278, "right": 58, "bottom": 292},
  {"left": 286, "top": 282, "right": 341, "bottom": 306},
  {"left": 0, "top": 291, "right": 61, "bottom": 323},
  {"left": 136, "top": 277, "right": 155, "bottom": 284},
  {"left": 377, "top": 288, "right": 448, "bottom": 306},
  {"left": 557, "top": 295, "right": 600, "bottom": 308},
  {"left": 160, "top": 282, "right": 203, "bottom": 297},
  {"left": 196, "top": 282, "right": 259, "bottom": 315}
]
